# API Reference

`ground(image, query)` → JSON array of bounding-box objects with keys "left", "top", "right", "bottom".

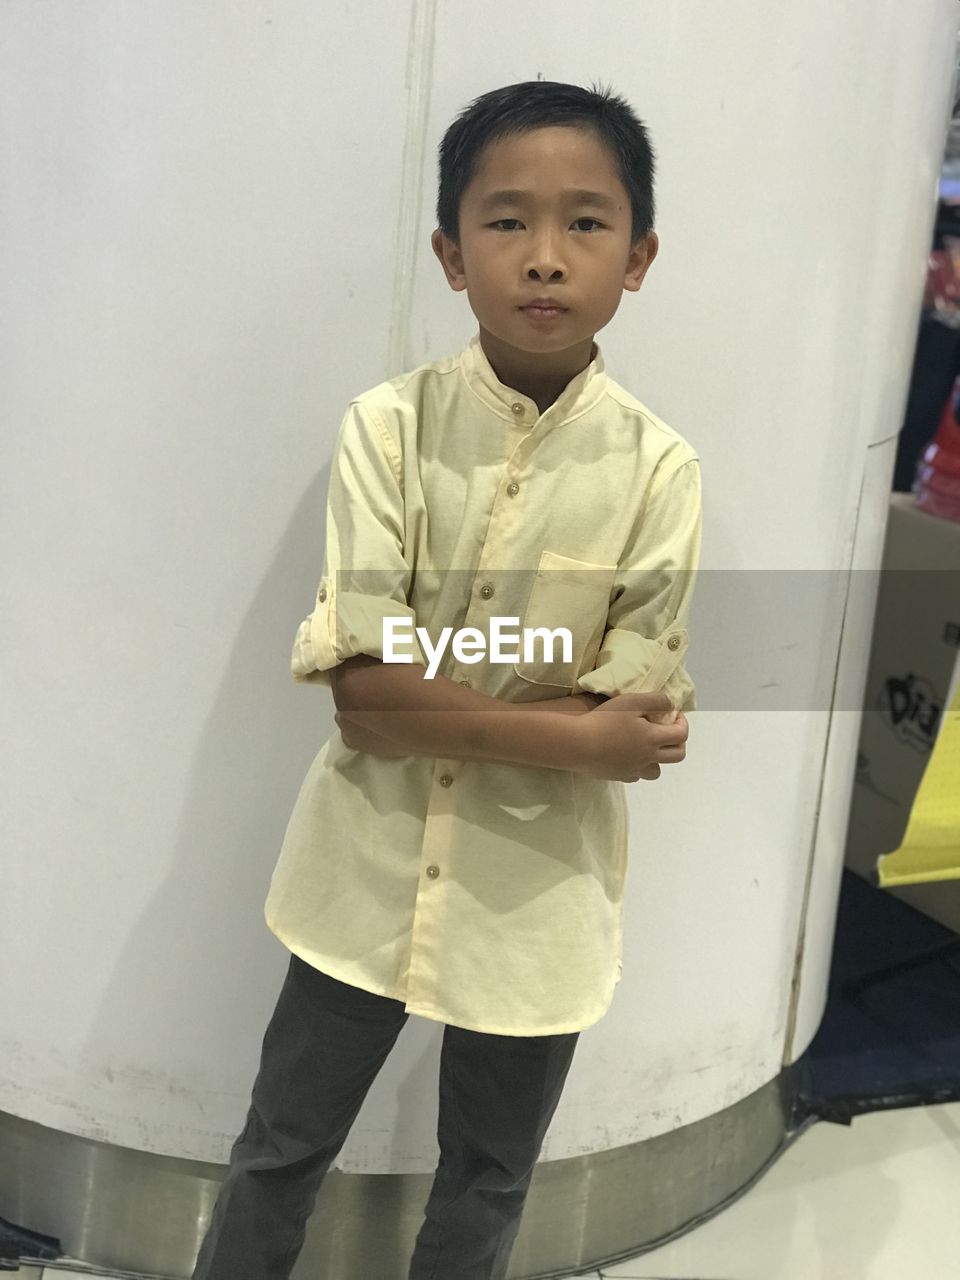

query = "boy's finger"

[{"left": 645, "top": 705, "right": 679, "bottom": 725}]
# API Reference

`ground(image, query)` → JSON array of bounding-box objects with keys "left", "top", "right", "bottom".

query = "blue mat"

[{"left": 790, "top": 869, "right": 960, "bottom": 1126}]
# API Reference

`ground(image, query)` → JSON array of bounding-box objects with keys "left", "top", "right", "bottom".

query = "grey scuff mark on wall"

[{"left": 388, "top": 0, "right": 438, "bottom": 378}]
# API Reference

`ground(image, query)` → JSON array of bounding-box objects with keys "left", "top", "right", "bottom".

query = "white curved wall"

[{"left": 2, "top": 0, "right": 955, "bottom": 1170}]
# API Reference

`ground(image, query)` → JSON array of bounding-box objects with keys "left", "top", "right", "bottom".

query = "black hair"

[{"left": 436, "top": 79, "right": 656, "bottom": 248}]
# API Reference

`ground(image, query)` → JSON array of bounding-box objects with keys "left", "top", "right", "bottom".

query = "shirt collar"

[{"left": 459, "top": 330, "right": 608, "bottom": 427}]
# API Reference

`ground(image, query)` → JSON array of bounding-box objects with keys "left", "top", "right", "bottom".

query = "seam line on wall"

[{"left": 388, "top": 0, "right": 438, "bottom": 379}]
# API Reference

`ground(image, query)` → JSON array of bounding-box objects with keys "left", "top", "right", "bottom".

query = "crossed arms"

[{"left": 331, "top": 656, "right": 686, "bottom": 782}]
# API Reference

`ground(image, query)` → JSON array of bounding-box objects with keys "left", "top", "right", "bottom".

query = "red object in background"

[
  {"left": 923, "top": 240, "right": 960, "bottom": 324},
  {"left": 914, "top": 374, "right": 960, "bottom": 522}
]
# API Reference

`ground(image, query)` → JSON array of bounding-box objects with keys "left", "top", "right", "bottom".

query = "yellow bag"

[{"left": 877, "top": 678, "right": 960, "bottom": 886}]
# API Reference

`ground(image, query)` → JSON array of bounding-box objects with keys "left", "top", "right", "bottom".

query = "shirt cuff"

[
  {"left": 575, "top": 625, "right": 696, "bottom": 710},
  {"left": 291, "top": 579, "right": 430, "bottom": 686}
]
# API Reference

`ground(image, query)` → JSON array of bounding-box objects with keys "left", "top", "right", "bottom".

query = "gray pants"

[{"left": 191, "top": 953, "right": 579, "bottom": 1279}]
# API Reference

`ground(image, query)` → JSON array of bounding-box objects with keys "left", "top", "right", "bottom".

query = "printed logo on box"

[{"left": 880, "top": 672, "right": 942, "bottom": 754}]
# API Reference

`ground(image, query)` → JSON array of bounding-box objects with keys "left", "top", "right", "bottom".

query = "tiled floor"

[{"left": 17, "top": 1099, "right": 960, "bottom": 1279}]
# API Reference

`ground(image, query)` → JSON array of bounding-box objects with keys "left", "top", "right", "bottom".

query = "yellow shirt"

[{"left": 265, "top": 331, "right": 702, "bottom": 1035}]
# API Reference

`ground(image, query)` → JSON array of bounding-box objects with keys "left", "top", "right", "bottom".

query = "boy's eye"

[{"left": 489, "top": 218, "right": 605, "bottom": 232}]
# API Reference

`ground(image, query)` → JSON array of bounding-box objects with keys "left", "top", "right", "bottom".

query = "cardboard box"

[{"left": 844, "top": 493, "right": 960, "bottom": 929}]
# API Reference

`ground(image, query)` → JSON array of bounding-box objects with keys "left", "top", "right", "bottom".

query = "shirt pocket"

[{"left": 513, "top": 550, "right": 617, "bottom": 689}]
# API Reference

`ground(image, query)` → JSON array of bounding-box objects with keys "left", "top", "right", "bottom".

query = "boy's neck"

[{"left": 478, "top": 326, "right": 597, "bottom": 416}]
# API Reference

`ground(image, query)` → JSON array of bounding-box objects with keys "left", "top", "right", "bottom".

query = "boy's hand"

[{"left": 574, "top": 692, "right": 688, "bottom": 782}]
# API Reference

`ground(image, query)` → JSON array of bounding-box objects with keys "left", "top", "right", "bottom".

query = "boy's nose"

[
  {"left": 526, "top": 259, "right": 565, "bottom": 281},
  {"left": 525, "top": 233, "right": 565, "bottom": 279}
]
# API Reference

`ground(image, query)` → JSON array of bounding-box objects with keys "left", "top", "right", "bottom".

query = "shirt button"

[
  {"left": 506, "top": 481, "right": 520, "bottom": 497},
  {"left": 438, "top": 773, "right": 454, "bottom": 787},
  {"left": 667, "top": 635, "right": 682, "bottom": 651},
  {"left": 458, "top": 677, "right": 471, "bottom": 687},
  {"left": 427, "top": 865, "right": 440, "bottom": 879},
  {"left": 318, "top": 585, "right": 327, "bottom": 602},
  {"left": 511, "top": 402, "right": 524, "bottom": 416},
  {"left": 480, "top": 583, "right": 495, "bottom": 600}
]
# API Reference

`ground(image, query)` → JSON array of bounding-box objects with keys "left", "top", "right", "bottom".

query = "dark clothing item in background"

[{"left": 894, "top": 315, "right": 960, "bottom": 493}]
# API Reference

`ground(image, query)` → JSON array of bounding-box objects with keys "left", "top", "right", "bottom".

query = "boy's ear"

[
  {"left": 431, "top": 228, "right": 468, "bottom": 292},
  {"left": 623, "top": 231, "right": 659, "bottom": 294}
]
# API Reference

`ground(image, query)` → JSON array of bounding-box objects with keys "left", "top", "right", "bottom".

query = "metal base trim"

[{"left": 0, "top": 1076, "right": 790, "bottom": 1278}]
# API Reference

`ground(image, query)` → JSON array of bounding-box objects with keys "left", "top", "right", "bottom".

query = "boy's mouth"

[{"left": 520, "top": 303, "right": 566, "bottom": 319}]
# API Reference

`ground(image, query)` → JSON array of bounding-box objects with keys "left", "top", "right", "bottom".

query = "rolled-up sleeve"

[
  {"left": 291, "top": 401, "right": 429, "bottom": 686},
  {"left": 576, "top": 454, "right": 702, "bottom": 711}
]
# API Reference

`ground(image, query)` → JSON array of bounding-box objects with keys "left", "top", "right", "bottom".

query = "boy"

[{"left": 192, "top": 79, "right": 700, "bottom": 1280}]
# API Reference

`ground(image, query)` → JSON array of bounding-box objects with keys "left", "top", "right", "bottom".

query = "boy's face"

[{"left": 432, "top": 124, "right": 657, "bottom": 359}]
